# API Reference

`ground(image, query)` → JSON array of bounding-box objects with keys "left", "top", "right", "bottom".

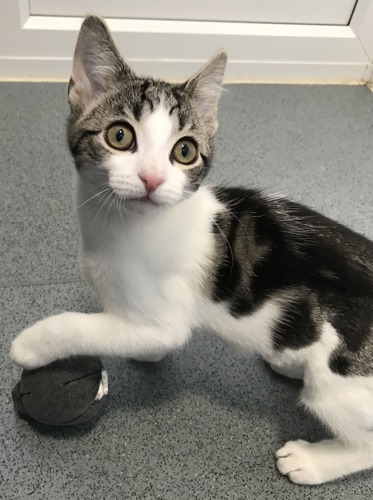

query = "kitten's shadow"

[
  {"left": 105, "top": 331, "right": 326, "bottom": 444},
  {"left": 18, "top": 410, "right": 105, "bottom": 438}
]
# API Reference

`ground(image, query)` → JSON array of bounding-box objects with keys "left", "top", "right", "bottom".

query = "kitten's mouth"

[
  {"left": 139, "top": 194, "right": 155, "bottom": 204},
  {"left": 128, "top": 193, "right": 159, "bottom": 207},
  {"left": 112, "top": 188, "right": 158, "bottom": 206}
]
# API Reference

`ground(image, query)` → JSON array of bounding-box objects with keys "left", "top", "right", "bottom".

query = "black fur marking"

[
  {"left": 169, "top": 104, "right": 179, "bottom": 116},
  {"left": 329, "top": 354, "right": 352, "bottom": 376},
  {"left": 212, "top": 220, "right": 245, "bottom": 318},
  {"left": 325, "top": 295, "right": 373, "bottom": 353},
  {"left": 211, "top": 190, "right": 254, "bottom": 316},
  {"left": 211, "top": 186, "right": 373, "bottom": 364},
  {"left": 279, "top": 201, "right": 373, "bottom": 297},
  {"left": 132, "top": 80, "right": 153, "bottom": 121},
  {"left": 177, "top": 109, "right": 188, "bottom": 130},
  {"left": 212, "top": 188, "right": 284, "bottom": 316},
  {"left": 250, "top": 249, "right": 306, "bottom": 305},
  {"left": 170, "top": 86, "right": 188, "bottom": 129},
  {"left": 69, "top": 130, "right": 99, "bottom": 158},
  {"left": 273, "top": 300, "right": 318, "bottom": 350}
]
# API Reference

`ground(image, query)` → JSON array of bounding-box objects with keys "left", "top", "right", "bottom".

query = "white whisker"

[
  {"left": 91, "top": 190, "right": 114, "bottom": 231},
  {"left": 212, "top": 220, "right": 234, "bottom": 279},
  {"left": 226, "top": 208, "right": 250, "bottom": 241},
  {"left": 104, "top": 191, "right": 117, "bottom": 225},
  {"left": 115, "top": 194, "right": 126, "bottom": 225},
  {"left": 78, "top": 187, "right": 110, "bottom": 209}
]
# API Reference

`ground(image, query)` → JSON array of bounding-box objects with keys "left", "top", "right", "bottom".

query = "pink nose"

[{"left": 139, "top": 173, "right": 164, "bottom": 193}]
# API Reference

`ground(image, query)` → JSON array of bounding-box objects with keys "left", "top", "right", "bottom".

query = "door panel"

[
  {"left": 30, "top": 0, "right": 357, "bottom": 26},
  {"left": 1, "top": 0, "right": 371, "bottom": 82}
]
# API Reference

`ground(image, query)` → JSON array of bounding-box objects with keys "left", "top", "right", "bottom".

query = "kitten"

[{"left": 11, "top": 16, "right": 373, "bottom": 485}]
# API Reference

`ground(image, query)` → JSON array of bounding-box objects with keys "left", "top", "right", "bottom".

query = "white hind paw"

[{"left": 276, "top": 440, "right": 323, "bottom": 485}]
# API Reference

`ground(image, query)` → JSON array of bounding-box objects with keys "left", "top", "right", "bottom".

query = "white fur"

[
  {"left": 196, "top": 297, "right": 284, "bottom": 358},
  {"left": 10, "top": 104, "right": 373, "bottom": 486}
]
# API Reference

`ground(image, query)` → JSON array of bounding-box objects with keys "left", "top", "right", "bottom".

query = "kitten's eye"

[
  {"left": 171, "top": 138, "right": 198, "bottom": 165},
  {"left": 105, "top": 123, "right": 135, "bottom": 151}
]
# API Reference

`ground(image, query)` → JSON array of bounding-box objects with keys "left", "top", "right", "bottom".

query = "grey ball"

[{"left": 12, "top": 357, "right": 108, "bottom": 426}]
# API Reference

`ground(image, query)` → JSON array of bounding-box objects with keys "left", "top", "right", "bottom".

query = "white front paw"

[
  {"left": 10, "top": 320, "right": 60, "bottom": 369},
  {"left": 276, "top": 440, "right": 322, "bottom": 485}
]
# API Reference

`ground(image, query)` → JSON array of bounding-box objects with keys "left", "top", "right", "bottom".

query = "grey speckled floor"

[{"left": 1, "top": 83, "right": 373, "bottom": 500}]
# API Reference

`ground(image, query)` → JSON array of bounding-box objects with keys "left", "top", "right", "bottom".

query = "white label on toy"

[{"left": 95, "top": 370, "right": 109, "bottom": 400}]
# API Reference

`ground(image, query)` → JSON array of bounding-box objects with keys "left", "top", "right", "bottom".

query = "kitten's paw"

[
  {"left": 276, "top": 440, "right": 322, "bottom": 485},
  {"left": 10, "top": 320, "right": 60, "bottom": 369}
]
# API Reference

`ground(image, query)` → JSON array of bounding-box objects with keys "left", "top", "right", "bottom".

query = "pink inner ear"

[{"left": 70, "top": 58, "right": 96, "bottom": 105}]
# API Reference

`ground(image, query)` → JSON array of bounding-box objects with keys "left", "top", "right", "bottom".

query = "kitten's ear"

[
  {"left": 68, "top": 15, "right": 133, "bottom": 109},
  {"left": 185, "top": 50, "right": 227, "bottom": 134}
]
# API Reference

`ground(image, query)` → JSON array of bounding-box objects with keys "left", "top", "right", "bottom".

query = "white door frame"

[
  {"left": 0, "top": 0, "right": 373, "bottom": 83},
  {"left": 350, "top": 0, "right": 373, "bottom": 82}
]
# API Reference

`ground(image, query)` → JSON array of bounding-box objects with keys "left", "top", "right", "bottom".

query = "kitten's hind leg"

[
  {"left": 276, "top": 323, "right": 373, "bottom": 484},
  {"left": 276, "top": 438, "right": 373, "bottom": 485}
]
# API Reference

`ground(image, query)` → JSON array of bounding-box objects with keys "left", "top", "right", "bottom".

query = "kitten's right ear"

[
  {"left": 68, "top": 15, "right": 133, "bottom": 109},
  {"left": 184, "top": 50, "right": 227, "bottom": 135}
]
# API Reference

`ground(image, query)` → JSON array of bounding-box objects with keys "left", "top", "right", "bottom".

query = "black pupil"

[
  {"left": 116, "top": 129, "right": 125, "bottom": 142},
  {"left": 181, "top": 143, "right": 190, "bottom": 157}
]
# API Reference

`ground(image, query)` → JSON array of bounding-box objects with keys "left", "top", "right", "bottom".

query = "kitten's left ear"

[{"left": 185, "top": 50, "right": 227, "bottom": 135}]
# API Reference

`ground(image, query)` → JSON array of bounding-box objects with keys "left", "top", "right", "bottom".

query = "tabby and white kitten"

[{"left": 11, "top": 16, "right": 373, "bottom": 485}]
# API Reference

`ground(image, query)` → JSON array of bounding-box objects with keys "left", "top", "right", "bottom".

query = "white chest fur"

[{"left": 78, "top": 185, "right": 222, "bottom": 321}]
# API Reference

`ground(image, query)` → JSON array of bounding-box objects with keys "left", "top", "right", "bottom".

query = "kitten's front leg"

[
  {"left": 10, "top": 312, "right": 190, "bottom": 369},
  {"left": 269, "top": 362, "right": 304, "bottom": 380}
]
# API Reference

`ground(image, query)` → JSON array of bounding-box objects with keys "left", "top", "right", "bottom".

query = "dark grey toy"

[{"left": 12, "top": 357, "right": 108, "bottom": 426}]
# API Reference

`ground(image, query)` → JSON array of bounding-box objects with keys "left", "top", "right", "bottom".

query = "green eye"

[
  {"left": 105, "top": 122, "right": 135, "bottom": 151},
  {"left": 171, "top": 138, "right": 198, "bottom": 165}
]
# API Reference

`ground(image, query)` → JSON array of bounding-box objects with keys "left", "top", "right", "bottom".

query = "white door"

[
  {"left": 1, "top": 0, "right": 372, "bottom": 83},
  {"left": 30, "top": 0, "right": 357, "bottom": 25}
]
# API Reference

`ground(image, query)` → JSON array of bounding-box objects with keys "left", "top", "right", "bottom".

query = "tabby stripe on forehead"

[
  {"left": 133, "top": 80, "right": 154, "bottom": 121},
  {"left": 169, "top": 105, "right": 179, "bottom": 116},
  {"left": 170, "top": 87, "right": 188, "bottom": 129}
]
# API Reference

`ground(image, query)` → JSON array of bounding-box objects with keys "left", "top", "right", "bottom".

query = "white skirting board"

[
  {"left": 0, "top": 0, "right": 372, "bottom": 83},
  {"left": 0, "top": 59, "right": 370, "bottom": 85}
]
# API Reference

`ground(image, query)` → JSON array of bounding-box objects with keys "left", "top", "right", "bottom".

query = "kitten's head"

[{"left": 67, "top": 16, "right": 227, "bottom": 213}]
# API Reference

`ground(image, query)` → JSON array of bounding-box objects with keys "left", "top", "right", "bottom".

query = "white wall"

[{"left": 0, "top": 0, "right": 373, "bottom": 83}]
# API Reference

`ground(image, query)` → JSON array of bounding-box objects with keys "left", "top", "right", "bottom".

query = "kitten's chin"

[
  {"left": 111, "top": 187, "right": 192, "bottom": 214},
  {"left": 124, "top": 198, "right": 163, "bottom": 214},
  {"left": 125, "top": 196, "right": 184, "bottom": 214}
]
